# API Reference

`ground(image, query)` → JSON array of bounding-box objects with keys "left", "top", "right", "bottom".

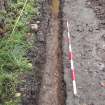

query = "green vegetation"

[{"left": 0, "top": 0, "right": 38, "bottom": 104}]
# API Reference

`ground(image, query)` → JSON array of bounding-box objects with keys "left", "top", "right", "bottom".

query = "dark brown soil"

[
  {"left": 38, "top": 0, "right": 65, "bottom": 105},
  {"left": 21, "top": 0, "right": 66, "bottom": 105}
]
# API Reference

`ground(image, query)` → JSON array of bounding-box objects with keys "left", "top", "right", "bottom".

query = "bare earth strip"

[{"left": 38, "top": 0, "right": 65, "bottom": 105}]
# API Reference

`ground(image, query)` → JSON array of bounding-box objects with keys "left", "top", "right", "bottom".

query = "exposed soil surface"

[
  {"left": 38, "top": 0, "right": 65, "bottom": 105},
  {"left": 63, "top": 0, "right": 105, "bottom": 105},
  {"left": 21, "top": 0, "right": 105, "bottom": 105}
]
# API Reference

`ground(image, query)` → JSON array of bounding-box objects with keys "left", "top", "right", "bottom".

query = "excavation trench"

[
  {"left": 21, "top": 0, "right": 66, "bottom": 105},
  {"left": 21, "top": 0, "right": 65, "bottom": 105},
  {"left": 38, "top": 0, "right": 65, "bottom": 105}
]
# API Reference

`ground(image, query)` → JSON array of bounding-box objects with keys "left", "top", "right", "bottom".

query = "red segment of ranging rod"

[
  {"left": 72, "top": 69, "right": 76, "bottom": 80},
  {"left": 67, "top": 20, "right": 77, "bottom": 96}
]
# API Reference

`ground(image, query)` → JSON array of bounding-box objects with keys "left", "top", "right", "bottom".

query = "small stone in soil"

[
  {"left": 100, "top": 81, "right": 105, "bottom": 87},
  {"left": 30, "top": 24, "right": 38, "bottom": 32}
]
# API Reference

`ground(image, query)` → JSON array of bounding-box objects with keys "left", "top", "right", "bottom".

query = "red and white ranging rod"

[{"left": 67, "top": 20, "right": 77, "bottom": 96}]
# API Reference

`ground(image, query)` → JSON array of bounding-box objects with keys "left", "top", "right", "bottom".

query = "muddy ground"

[{"left": 63, "top": 0, "right": 105, "bottom": 105}]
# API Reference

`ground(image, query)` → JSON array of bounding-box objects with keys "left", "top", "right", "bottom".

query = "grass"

[{"left": 0, "top": 0, "right": 38, "bottom": 104}]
